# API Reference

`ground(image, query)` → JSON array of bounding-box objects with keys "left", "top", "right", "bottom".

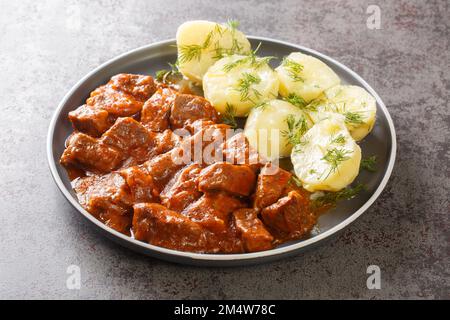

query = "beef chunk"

[
  {"left": 154, "top": 129, "right": 182, "bottom": 155},
  {"left": 61, "top": 118, "right": 161, "bottom": 174},
  {"left": 141, "top": 87, "right": 177, "bottom": 132},
  {"left": 254, "top": 163, "right": 292, "bottom": 209},
  {"left": 72, "top": 173, "right": 133, "bottom": 234},
  {"left": 144, "top": 149, "right": 187, "bottom": 192},
  {"left": 198, "top": 162, "right": 256, "bottom": 196},
  {"left": 261, "top": 191, "right": 315, "bottom": 239},
  {"left": 107, "top": 73, "right": 156, "bottom": 101},
  {"left": 233, "top": 209, "right": 274, "bottom": 252},
  {"left": 185, "top": 119, "right": 217, "bottom": 134},
  {"left": 87, "top": 74, "right": 156, "bottom": 116},
  {"left": 87, "top": 88, "right": 142, "bottom": 117},
  {"left": 68, "top": 104, "right": 113, "bottom": 137},
  {"left": 119, "top": 165, "right": 157, "bottom": 203},
  {"left": 101, "top": 117, "right": 157, "bottom": 165},
  {"left": 133, "top": 203, "right": 208, "bottom": 252},
  {"left": 170, "top": 94, "right": 220, "bottom": 129},
  {"left": 60, "top": 133, "right": 123, "bottom": 173},
  {"left": 221, "top": 133, "right": 262, "bottom": 168},
  {"left": 182, "top": 192, "right": 246, "bottom": 232},
  {"left": 70, "top": 74, "right": 156, "bottom": 136},
  {"left": 172, "top": 123, "right": 230, "bottom": 166},
  {"left": 101, "top": 117, "right": 153, "bottom": 151},
  {"left": 160, "top": 164, "right": 202, "bottom": 212}
]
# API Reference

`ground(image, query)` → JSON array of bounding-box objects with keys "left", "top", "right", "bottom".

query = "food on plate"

[
  {"left": 276, "top": 52, "right": 340, "bottom": 103},
  {"left": 244, "top": 99, "right": 312, "bottom": 159},
  {"left": 59, "top": 20, "right": 379, "bottom": 254},
  {"left": 176, "top": 20, "right": 251, "bottom": 83},
  {"left": 291, "top": 114, "right": 361, "bottom": 192},
  {"left": 307, "top": 85, "right": 377, "bottom": 141},
  {"left": 60, "top": 73, "right": 315, "bottom": 253},
  {"left": 203, "top": 54, "right": 279, "bottom": 116},
  {"left": 68, "top": 74, "right": 157, "bottom": 137}
]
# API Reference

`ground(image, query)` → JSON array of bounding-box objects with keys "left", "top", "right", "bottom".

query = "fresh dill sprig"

[
  {"left": 321, "top": 148, "right": 353, "bottom": 179},
  {"left": 284, "top": 93, "right": 307, "bottom": 109},
  {"left": 222, "top": 103, "right": 238, "bottom": 129},
  {"left": 360, "top": 155, "right": 377, "bottom": 172},
  {"left": 178, "top": 44, "right": 203, "bottom": 63},
  {"left": 235, "top": 73, "right": 261, "bottom": 102},
  {"left": 223, "top": 42, "right": 276, "bottom": 72},
  {"left": 155, "top": 61, "right": 182, "bottom": 83},
  {"left": 282, "top": 57, "right": 304, "bottom": 82},
  {"left": 330, "top": 134, "right": 346, "bottom": 145},
  {"left": 345, "top": 111, "right": 364, "bottom": 125},
  {"left": 214, "top": 23, "right": 225, "bottom": 36},
  {"left": 178, "top": 28, "right": 217, "bottom": 63},
  {"left": 281, "top": 114, "right": 309, "bottom": 146},
  {"left": 211, "top": 20, "right": 245, "bottom": 60},
  {"left": 313, "top": 183, "right": 366, "bottom": 208},
  {"left": 304, "top": 99, "right": 323, "bottom": 112},
  {"left": 254, "top": 101, "right": 269, "bottom": 111},
  {"left": 289, "top": 175, "right": 303, "bottom": 187},
  {"left": 226, "top": 19, "right": 240, "bottom": 30}
]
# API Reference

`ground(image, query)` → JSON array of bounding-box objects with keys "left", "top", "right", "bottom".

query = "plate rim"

[{"left": 47, "top": 36, "right": 397, "bottom": 263}]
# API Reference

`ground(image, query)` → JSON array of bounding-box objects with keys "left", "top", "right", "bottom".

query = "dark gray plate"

[{"left": 47, "top": 37, "right": 396, "bottom": 266}]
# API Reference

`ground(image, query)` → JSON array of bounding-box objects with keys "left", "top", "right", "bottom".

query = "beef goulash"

[{"left": 60, "top": 73, "right": 316, "bottom": 253}]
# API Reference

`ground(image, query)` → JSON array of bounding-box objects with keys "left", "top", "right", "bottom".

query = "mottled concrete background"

[{"left": 0, "top": 0, "right": 448, "bottom": 299}]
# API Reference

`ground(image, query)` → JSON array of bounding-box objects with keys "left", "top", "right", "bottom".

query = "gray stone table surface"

[{"left": 0, "top": 0, "right": 448, "bottom": 299}]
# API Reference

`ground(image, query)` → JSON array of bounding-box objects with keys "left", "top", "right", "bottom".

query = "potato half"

[
  {"left": 244, "top": 99, "right": 312, "bottom": 160},
  {"left": 308, "top": 85, "right": 377, "bottom": 141},
  {"left": 203, "top": 54, "right": 279, "bottom": 117},
  {"left": 276, "top": 52, "right": 340, "bottom": 103},
  {"left": 176, "top": 20, "right": 251, "bottom": 83},
  {"left": 291, "top": 114, "right": 361, "bottom": 192}
]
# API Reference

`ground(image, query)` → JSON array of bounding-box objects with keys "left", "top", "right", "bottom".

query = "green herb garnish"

[
  {"left": 222, "top": 103, "right": 238, "bottom": 129},
  {"left": 289, "top": 175, "right": 303, "bottom": 187},
  {"left": 282, "top": 57, "right": 304, "bottom": 82},
  {"left": 235, "top": 73, "right": 261, "bottom": 102},
  {"left": 345, "top": 111, "right": 365, "bottom": 125},
  {"left": 284, "top": 93, "right": 307, "bottom": 109},
  {"left": 321, "top": 148, "right": 353, "bottom": 179},
  {"left": 313, "top": 184, "right": 366, "bottom": 208},
  {"left": 330, "top": 134, "right": 346, "bottom": 145},
  {"left": 223, "top": 42, "right": 275, "bottom": 72},
  {"left": 360, "top": 155, "right": 377, "bottom": 172},
  {"left": 281, "top": 114, "right": 309, "bottom": 146},
  {"left": 155, "top": 61, "right": 182, "bottom": 83}
]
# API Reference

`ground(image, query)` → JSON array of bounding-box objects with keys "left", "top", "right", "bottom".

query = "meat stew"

[{"left": 60, "top": 73, "right": 316, "bottom": 253}]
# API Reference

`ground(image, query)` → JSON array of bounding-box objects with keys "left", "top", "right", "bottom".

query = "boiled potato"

[
  {"left": 176, "top": 20, "right": 251, "bottom": 83},
  {"left": 291, "top": 114, "right": 361, "bottom": 192},
  {"left": 244, "top": 99, "right": 312, "bottom": 160},
  {"left": 276, "top": 52, "right": 340, "bottom": 103},
  {"left": 203, "top": 54, "right": 279, "bottom": 116},
  {"left": 308, "top": 85, "right": 377, "bottom": 141}
]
